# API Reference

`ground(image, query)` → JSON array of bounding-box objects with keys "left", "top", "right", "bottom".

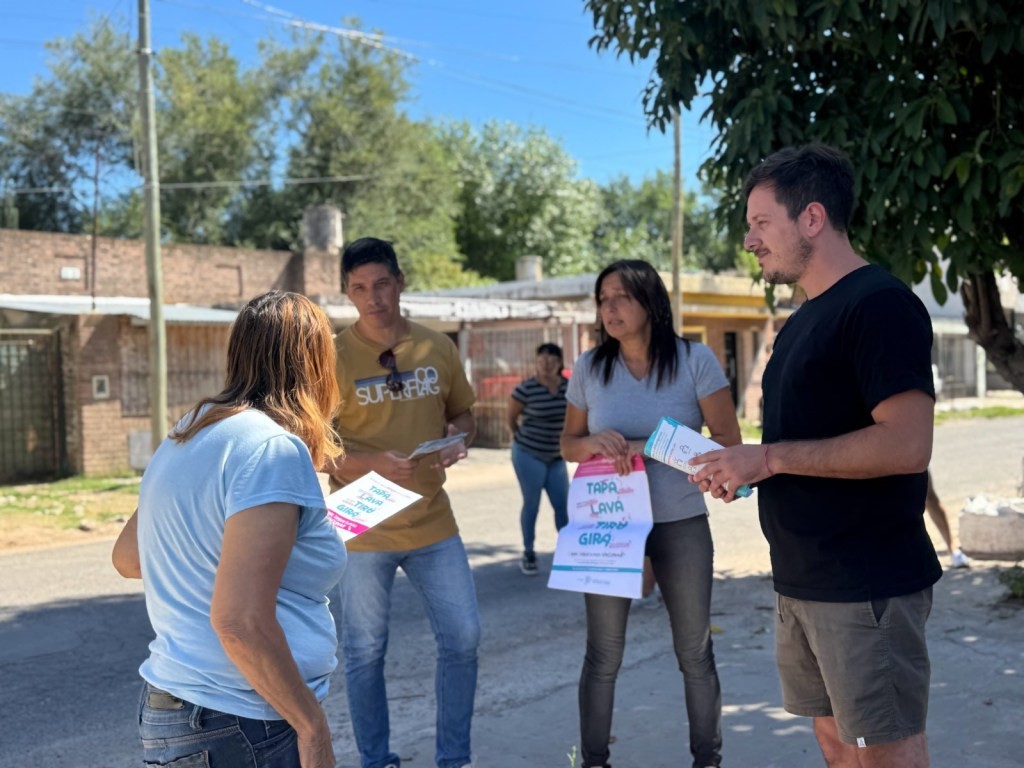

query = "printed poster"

[
  {"left": 548, "top": 455, "right": 653, "bottom": 599},
  {"left": 324, "top": 472, "right": 422, "bottom": 542}
]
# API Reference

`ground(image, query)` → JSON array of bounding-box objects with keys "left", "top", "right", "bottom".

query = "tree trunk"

[{"left": 960, "top": 272, "right": 1024, "bottom": 393}]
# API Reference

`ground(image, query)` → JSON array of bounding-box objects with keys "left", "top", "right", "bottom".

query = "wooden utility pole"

[
  {"left": 670, "top": 108, "right": 684, "bottom": 334},
  {"left": 89, "top": 148, "right": 100, "bottom": 311},
  {"left": 137, "top": 0, "right": 167, "bottom": 450}
]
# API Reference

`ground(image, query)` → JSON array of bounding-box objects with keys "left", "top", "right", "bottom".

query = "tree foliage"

[
  {"left": 1, "top": 14, "right": 747, "bottom": 295},
  {"left": 594, "top": 171, "right": 742, "bottom": 273},
  {"left": 0, "top": 16, "right": 136, "bottom": 232},
  {"left": 0, "top": 19, "right": 482, "bottom": 289},
  {"left": 442, "top": 121, "right": 603, "bottom": 281},
  {"left": 225, "top": 28, "right": 477, "bottom": 289},
  {"left": 155, "top": 35, "right": 270, "bottom": 244},
  {"left": 586, "top": 0, "right": 1024, "bottom": 391}
]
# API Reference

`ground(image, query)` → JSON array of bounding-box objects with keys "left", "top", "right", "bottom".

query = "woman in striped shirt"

[{"left": 507, "top": 343, "right": 570, "bottom": 575}]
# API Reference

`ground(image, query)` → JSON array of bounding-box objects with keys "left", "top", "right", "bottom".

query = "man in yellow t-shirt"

[{"left": 326, "top": 237, "right": 478, "bottom": 768}]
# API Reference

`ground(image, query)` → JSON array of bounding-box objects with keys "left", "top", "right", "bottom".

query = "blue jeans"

[
  {"left": 138, "top": 683, "right": 300, "bottom": 767},
  {"left": 579, "top": 516, "right": 722, "bottom": 768},
  {"left": 340, "top": 534, "right": 480, "bottom": 768},
  {"left": 510, "top": 441, "right": 569, "bottom": 554}
]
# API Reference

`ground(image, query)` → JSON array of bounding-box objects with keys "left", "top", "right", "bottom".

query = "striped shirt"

[{"left": 511, "top": 376, "right": 568, "bottom": 461}]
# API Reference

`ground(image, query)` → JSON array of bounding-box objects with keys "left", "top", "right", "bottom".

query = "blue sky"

[{"left": 0, "top": 0, "right": 716, "bottom": 187}]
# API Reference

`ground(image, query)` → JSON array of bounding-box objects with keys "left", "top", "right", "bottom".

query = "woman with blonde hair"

[{"left": 113, "top": 290, "right": 346, "bottom": 768}]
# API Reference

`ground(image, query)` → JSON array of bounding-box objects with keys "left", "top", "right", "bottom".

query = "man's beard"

[{"left": 764, "top": 236, "right": 813, "bottom": 285}]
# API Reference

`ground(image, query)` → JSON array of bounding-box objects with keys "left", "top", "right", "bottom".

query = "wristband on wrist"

[{"left": 763, "top": 444, "right": 775, "bottom": 477}]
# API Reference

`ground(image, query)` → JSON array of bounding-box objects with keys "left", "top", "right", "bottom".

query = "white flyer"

[
  {"left": 643, "top": 416, "right": 752, "bottom": 497},
  {"left": 324, "top": 472, "right": 423, "bottom": 541},
  {"left": 547, "top": 455, "right": 653, "bottom": 599}
]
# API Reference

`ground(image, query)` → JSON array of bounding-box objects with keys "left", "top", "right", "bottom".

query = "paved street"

[{"left": 1, "top": 416, "right": 1022, "bottom": 767}]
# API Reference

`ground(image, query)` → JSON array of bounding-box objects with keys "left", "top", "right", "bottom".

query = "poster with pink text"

[{"left": 547, "top": 456, "right": 653, "bottom": 598}]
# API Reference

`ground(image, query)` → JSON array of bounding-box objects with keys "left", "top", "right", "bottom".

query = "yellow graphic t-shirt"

[{"left": 332, "top": 321, "right": 476, "bottom": 552}]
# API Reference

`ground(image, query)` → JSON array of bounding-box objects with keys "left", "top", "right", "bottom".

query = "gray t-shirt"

[{"left": 566, "top": 339, "right": 729, "bottom": 523}]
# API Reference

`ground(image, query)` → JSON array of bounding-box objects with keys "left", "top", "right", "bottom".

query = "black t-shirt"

[{"left": 759, "top": 265, "right": 942, "bottom": 601}]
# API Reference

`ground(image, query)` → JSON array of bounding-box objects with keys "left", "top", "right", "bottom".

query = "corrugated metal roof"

[
  {"left": 0, "top": 295, "right": 238, "bottom": 324},
  {"left": 321, "top": 295, "right": 560, "bottom": 323}
]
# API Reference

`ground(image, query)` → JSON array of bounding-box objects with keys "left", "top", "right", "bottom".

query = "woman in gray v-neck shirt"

[{"left": 561, "top": 260, "right": 741, "bottom": 768}]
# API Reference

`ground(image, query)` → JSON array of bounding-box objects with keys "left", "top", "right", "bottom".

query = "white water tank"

[
  {"left": 515, "top": 254, "right": 543, "bottom": 282},
  {"left": 301, "top": 205, "right": 344, "bottom": 252}
]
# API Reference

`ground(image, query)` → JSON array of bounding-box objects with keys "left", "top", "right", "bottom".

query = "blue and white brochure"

[{"left": 643, "top": 416, "right": 752, "bottom": 498}]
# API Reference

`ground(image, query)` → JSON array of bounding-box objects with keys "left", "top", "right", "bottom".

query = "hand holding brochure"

[
  {"left": 325, "top": 472, "right": 423, "bottom": 541},
  {"left": 407, "top": 432, "right": 468, "bottom": 459},
  {"left": 643, "top": 416, "right": 752, "bottom": 498}
]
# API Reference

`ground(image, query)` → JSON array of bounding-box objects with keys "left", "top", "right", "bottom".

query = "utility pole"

[
  {"left": 138, "top": 0, "right": 167, "bottom": 451},
  {"left": 89, "top": 148, "right": 100, "bottom": 311},
  {"left": 670, "top": 108, "right": 684, "bottom": 335}
]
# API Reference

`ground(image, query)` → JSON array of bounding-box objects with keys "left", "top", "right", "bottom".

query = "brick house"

[
  {"left": 0, "top": 224, "right": 340, "bottom": 480},
  {"left": 0, "top": 216, "right": 577, "bottom": 478},
  {"left": 1, "top": 215, "right": 787, "bottom": 479}
]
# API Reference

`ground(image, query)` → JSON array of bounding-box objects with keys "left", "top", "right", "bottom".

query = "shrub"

[{"left": 997, "top": 565, "right": 1024, "bottom": 600}]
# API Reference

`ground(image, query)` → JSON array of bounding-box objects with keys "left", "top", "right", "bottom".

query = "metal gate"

[
  {"left": 465, "top": 324, "right": 578, "bottom": 448},
  {"left": 0, "top": 330, "right": 65, "bottom": 483}
]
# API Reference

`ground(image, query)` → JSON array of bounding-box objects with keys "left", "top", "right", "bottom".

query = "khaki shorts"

[{"left": 774, "top": 587, "right": 933, "bottom": 747}]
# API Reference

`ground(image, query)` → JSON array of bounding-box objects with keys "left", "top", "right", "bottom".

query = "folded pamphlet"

[
  {"left": 407, "top": 432, "right": 469, "bottom": 459},
  {"left": 325, "top": 471, "right": 423, "bottom": 541},
  {"left": 643, "top": 416, "right": 752, "bottom": 498}
]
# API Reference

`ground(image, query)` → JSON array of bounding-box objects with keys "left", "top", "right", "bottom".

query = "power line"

[
  {"left": 359, "top": 0, "right": 582, "bottom": 28},
  {"left": 4, "top": 2, "right": 648, "bottom": 129},
  {"left": 6, "top": 172, "right": 375, "bottom": 196},
  {"left": 158, "top": 173, "right": 375, "bottom": 189},
  {"left": 154, "top": 0, "right": 646, "bottom": 122},
  {"left": 234, "top": 0, "right": 646, "bottom": 125}
]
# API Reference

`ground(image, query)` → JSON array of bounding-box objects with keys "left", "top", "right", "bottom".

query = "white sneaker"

[
  {"left": 950, "top": 549, "right": 971, "bottom": 569},
  {"left": 632, "top": 584, "right": 662, "bottom": 609}
]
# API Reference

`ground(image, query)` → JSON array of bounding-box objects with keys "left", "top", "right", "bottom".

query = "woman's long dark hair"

[{"left": 591, "top": 259, "right": 686, "bottom": 388}]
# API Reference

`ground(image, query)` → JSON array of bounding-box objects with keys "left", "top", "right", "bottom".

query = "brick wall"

[
  {"left": 1, "top": 228, "right": 345, "bottom": 475},
  {"left": 68, "top": 315, "right": 127, "bottom": 474},
  {"left": 58, "top": 314, "right": 231, "bottom": 475},
  {"left": 0, "top": 229, "right": 339, "bottom": 303}
]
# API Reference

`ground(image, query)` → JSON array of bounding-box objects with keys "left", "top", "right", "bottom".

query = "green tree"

[
  {"left": 154, "top": 35, "right": 271, "bottom": 243},
  {"left": 229, "top": 28, "right": 477, "bottom": 289},
  {"left": 0, "top": 16, "right": 136, "bottom": 233},
  {"left": 442, "top": 120, "right": 603, "bottom": 281},
  {"left": 595, "top": 172, "right": 742, "bottom": 272},
  {"left": 586, "top": 0, "right": 1024, "bottom": 390}
]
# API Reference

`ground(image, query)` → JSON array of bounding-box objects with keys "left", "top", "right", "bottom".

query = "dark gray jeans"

[{"left": 579, "top": 515, "right": 722, "bottom": 768}]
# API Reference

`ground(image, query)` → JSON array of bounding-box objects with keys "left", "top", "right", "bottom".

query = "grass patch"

[
  {"left": 934, "top": 405, "right": 1024, "bottom": 425},
  {"left": 0, "top": 474, "right": 140, "bottom": 530},
  {"left": 739, "top": 419, "right": 763, "bottom": 442},
  {"left": 739, "top": 407, "right": 1024, "bottom": 441},
  {"left": 997, "top": 565, "right": 1024, "bottom": 602}
]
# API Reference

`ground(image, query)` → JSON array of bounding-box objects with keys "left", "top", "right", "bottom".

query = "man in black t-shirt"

[{"left": 691, "top": 145, "right": 940, "bottom": 768}]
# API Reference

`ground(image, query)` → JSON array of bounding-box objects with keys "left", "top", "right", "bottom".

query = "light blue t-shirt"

[
  {"left": 137, "top": 408, "right": 347, "bottom": 720},
  {"left": 566, "top": 339, "right": 730, "bottom": 523}
]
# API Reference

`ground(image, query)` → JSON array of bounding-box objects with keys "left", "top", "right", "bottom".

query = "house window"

[{"left": 92, "top": 374, "right": 110, "bottom": 400}]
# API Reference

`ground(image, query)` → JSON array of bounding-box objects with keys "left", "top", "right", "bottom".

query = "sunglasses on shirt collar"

[{"left": 378, "top": 348, "right": 405, "bottom": 394}]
